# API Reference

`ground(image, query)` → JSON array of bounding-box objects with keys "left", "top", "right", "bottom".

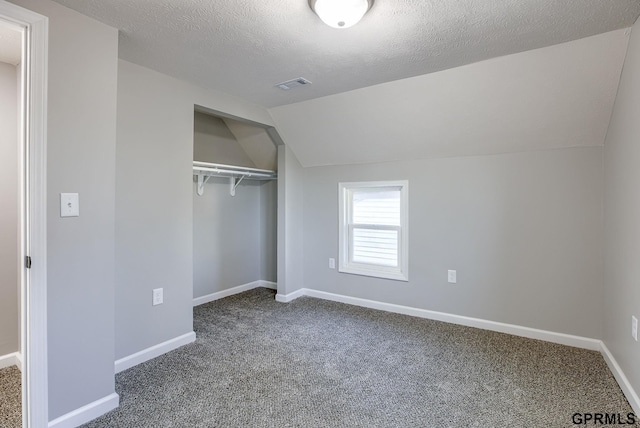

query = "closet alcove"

[{"left": 192, "top": 109, "right": 278, "bottom": 302}]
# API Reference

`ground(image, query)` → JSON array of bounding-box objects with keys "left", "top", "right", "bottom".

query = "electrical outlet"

[
  {"left": 153, "top": 288, "right": 163, "bottom": 306},
  {"left": 448, "top": 270, "right": 457, "bottom": 284},
  {"left": 633, "top": 316, "right": 638, "bottom": 341},
  {"left": 329, "top": 258, "right": 336, "bottom": 269}
]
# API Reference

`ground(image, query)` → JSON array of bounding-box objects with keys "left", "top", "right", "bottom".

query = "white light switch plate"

[
  {"left": 153, "top": 288, "right": 163, "bottom": 306},
  {"left": 633, "top": 316, "right": 638, "bottom": 341},
  {"left": 448, "top": 270, "right": 457, "bottom": 284},
  {"left": 60, "top": 193, "right": 79, "bottom": 217},
  {"left": 329, "top": 258, "right": 336, "bottom": 269}
]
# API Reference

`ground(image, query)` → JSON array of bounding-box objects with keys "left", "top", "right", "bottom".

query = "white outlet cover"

[
  {"left": 329, "top": 258, "right": 336, "bottom": 269},
  {"left": 448, "top": 270, "right": 457, "bottom": 284},
  {"left": 153, "top": 288, "right": 163, "bottom": 306},
  {"left": 60, "top": 193, "right": 79, "bottom": 217},
  {"left": 633, "top": 316, "right": 638, "bottom": 341}
]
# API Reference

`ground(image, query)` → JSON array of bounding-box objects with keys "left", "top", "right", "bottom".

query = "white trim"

[
  {"left": 258, "top": 280, "right": 278, "bottom": 290},
  {"left": 275, "top": 288, "right": 305, "bottom": 303},
  {"left": 15, "top": 352, "right": 23, "bottom": 372},
  {"left": 338, "top": 180, "right": 409, "bottom": 282},
  {"left": 48, "top": 393, "right": 119, "bottom": 428},
  {"left": 114, "top": 332, "right": 196, "bottom": 374},
  {"left": 279, "top": 288, "right": 601, "bottom": 350},
  {"left": 193, "top": 280, "right": 277, "bottom": 306},
  {"left": 0, "top": 352, "right": 22, "bottom": 370},
  {"left": 0, "top": 2, "right": 48, "bottom": 427},
  {"left": 600, "top": 342, "right": 640, "bottom": 416}
]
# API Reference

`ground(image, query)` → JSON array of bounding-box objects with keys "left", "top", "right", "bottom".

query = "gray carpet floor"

[
  {"left": 0, "top": 365, "right": 21, "bottom": 428},
  {"left": 83, "top": 288, "right": 636, "bottom": 427}
]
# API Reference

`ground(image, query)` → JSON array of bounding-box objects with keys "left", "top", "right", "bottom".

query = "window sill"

[{"left": 338, "top": 265, "right": 408, "bottom": 282}]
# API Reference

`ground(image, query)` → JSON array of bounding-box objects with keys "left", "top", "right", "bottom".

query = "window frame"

[{"left": 338, "top": 180, "right": 409, "bottom": 282}]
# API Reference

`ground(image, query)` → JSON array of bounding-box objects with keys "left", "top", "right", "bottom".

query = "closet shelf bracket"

[
  {"left": 229, "top": 176, "right": 245, "bottom": 197},
  {"left": 196, "top": 175, "right": 211, "bottom": 196}
]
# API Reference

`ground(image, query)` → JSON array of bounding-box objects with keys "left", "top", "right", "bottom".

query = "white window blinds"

[{"left": 351, "top": 189, "right": 401, "bottom": 267}]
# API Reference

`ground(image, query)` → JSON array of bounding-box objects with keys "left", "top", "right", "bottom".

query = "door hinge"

[{"left": 25, "top": 256, "right": 31, "bottom": 269}]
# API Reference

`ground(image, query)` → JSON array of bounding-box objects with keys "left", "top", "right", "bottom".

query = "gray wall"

[
  {"left": 192, "top": 113, "right": 277, "bottom": 298},
  {"left": 116, "top": 61, "right": 195, "bottom": 359},
  {"left": 260, "top": 180, "right": 277, "bottom": 282},
  {"left": 302, "top": 147, "right": 603, "bottom": 338},
  {"left": 11, "top": 0, "right": 119, "bottom": 420},
  {"left": 116, "top": 59, "right": 275, "bottom": 359},
  {"left": 603, "top": 22, "right": 640, "bottom": 401},
  {"left": 277, "top": 145, "right": 304, "bottom": 295},
  {"left": 0, "top": 61, "right": 19, "bottom": 358},
  {"left": 193, "top": 179, "right": 262, "bottom": 296}
]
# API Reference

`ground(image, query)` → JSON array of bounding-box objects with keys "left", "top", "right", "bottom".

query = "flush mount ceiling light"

[{"left": 309, "top": 0, "right": 374, "bottom": 29}]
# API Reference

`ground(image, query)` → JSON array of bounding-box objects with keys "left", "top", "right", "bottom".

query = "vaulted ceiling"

[{"left": 51, "top": 0, "right": 640, "bottom": 108}]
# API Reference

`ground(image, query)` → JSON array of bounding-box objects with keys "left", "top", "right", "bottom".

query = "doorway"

[
  {"left": 0, "top": 20, "right": 22, "bottom": 428},
  {"left": 0, "top": 1, "right": 48, "bottom": 426}
]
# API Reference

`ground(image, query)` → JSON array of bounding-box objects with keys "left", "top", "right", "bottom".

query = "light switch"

[
  {"left": 448, "top": 270, "right": 457, "bottom": 284},
  {"left": 60, "top": 193, "right": 79, "bottom": 217},
  {"left": 153, "top": 288, "right": 163, "bottom": 306}
]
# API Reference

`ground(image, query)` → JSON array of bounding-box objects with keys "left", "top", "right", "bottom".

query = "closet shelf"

[{"left": 193, "top": 161, "right": 277, "bottom": 196}]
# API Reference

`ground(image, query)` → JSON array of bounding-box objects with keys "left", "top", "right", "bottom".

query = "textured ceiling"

[
  {"left": 51, "top": 0, "right": 640, "bottom": 108},
  {"left": 0, "top": 24, "right": 21, "bottom": 65}
]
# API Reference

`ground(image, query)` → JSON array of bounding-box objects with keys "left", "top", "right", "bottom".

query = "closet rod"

[
  {"left": 193, "top": 161, "right": 277, "bottom": 196},
  {"left": 193, "top": 161, "right": 277, "bottom": 178}
]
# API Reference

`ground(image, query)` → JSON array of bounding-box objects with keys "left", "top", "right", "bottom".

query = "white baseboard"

[
  {"left": 193, "top": 280, "right": 277, "bottom": 306},
  {"left": 48, "top": 393, "right": 119, "bottom": 428},
  {"left": 259, "top": 280, "right": 277, "bottom": 290},
  {"left": 308, "top": 289, "right": 602, "bottom": 350},
  {"left": 115, "top": 331, "right": 196, "bottom": 374},
  {"left": 0, "top": 352, "right": 22, "bottom": 370},
  {"left": 279, "top": 288, "right": 601, "bottom": 351},
  {"left": 15, "top": 352, "right": 22, "bottom": 372},
  {"left": 275, "top": 288, "right": 305, "bottom": 303},
  {"left": 600, "top": 342, "right": 640, "bottom": 416}
]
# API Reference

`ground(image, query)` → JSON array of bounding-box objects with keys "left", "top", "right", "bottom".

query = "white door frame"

[{"left": 0, "top": 1, "right": 48, "bottom": 427}]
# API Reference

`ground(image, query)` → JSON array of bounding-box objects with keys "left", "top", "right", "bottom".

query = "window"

[{"left": 338, "top": 181, "right": 408, "bottom": 281}]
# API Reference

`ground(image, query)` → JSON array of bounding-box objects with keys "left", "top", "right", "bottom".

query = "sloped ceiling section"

[
  {"left": 223, "top": 119, "right": 278, "bottom": 171},
  {"left": 269, "top": 30, "right": 630, "bottom": 167},
  {"left": 193, "top": 112, "right": 256, "bottom": 167},
  {"left": 194, "top": 112, "right": 278, "bottom": 170}
]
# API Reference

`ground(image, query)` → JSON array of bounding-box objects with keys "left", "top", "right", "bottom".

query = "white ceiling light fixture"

[{"left": 309, "top": 0, "right": 374, "bottom": 29}]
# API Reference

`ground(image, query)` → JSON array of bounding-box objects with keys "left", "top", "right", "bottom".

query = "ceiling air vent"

[{"left": 275, "top": 77, "right": 312, "bottom": 91}]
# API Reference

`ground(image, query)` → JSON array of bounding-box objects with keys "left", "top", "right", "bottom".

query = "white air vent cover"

[{"left": 275, "top": 77, "right": 312, "bottom": 90}]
